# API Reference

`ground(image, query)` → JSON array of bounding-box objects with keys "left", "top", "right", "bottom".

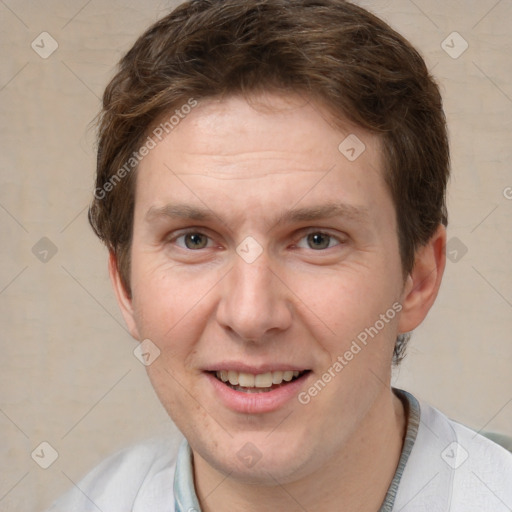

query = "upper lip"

[{"left": 203, "top": 362, "right": 310, "bottom": 374}]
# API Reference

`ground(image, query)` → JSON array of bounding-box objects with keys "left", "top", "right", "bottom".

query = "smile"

[{"left": 214, "top": 370, "right": 308, "bottom": 393}]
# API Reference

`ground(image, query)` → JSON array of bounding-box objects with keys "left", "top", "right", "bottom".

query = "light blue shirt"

[
  {"left": 48, "top": 389, "right": 512, "bottom": 511},
  {"left": 172, "top": 388, "right": 420, "bottom": 511}
]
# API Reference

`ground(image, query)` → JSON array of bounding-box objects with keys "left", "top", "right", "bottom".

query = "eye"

[
  {"left": 296, "top": 232, "right": 340, "bottom": 250},
  {"left": 175, "top": 232, "right": 211, "bottom": 250}
]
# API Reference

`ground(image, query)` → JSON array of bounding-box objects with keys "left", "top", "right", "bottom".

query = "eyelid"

[
  {"left": 167, "top": 228, "right": 216, "bottom": 249},
  {"left": 293, "top": 228, "right": 348, "bottom": 247},
  {"left": 165, "top": 227, "right": 348, "bottom": 251}
]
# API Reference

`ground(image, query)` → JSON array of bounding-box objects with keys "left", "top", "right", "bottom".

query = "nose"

[{"left": 216, "top": 254, "right": 293, "bottom": 343}]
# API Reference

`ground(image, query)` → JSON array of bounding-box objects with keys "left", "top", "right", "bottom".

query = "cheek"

[
  {"left": 293, "top": 267, "right": 387, "bottom": 323},
  {"left": 144, "top": 363, "right": 206, "bottom": 435},
  {"left": 291, "top": 265, "right": 401, "bottom": 355},
  {"left": 129, "top": 261, "right": 217, "bottom": 351}
]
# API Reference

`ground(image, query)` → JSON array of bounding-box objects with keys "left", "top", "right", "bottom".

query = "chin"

[{"left": 194, "top": 429, "right": 323, "bottom": 485}]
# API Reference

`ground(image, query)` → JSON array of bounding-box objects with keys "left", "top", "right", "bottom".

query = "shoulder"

[
  {"left": 405, "top": 397, "right": 512, "bottom": 511},
  {"left": 446, "top": 414, "right": 512, "bottom": 510},
  {"left": 422, "top": 399, "right": 512, "bottom": 470},
  {"left": 47, "top": 436, "right": 181, "bottom": 512}
]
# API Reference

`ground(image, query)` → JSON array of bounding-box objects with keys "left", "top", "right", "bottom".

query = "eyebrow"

[{"left": 145, "top": 202, "right": 369, "bottom": 227}]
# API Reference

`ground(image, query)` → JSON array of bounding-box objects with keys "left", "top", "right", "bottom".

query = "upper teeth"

[{"left": 216, "top": 370, "right": 301, "bottom": 388}]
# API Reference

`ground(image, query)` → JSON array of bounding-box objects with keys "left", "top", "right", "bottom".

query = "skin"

[{"left": 110, "top": 92, "right": 446, "bottom": 512}]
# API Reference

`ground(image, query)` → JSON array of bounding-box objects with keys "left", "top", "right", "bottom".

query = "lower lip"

[{"left": 205, "top": 372, "right": 310, "bottom": 414}]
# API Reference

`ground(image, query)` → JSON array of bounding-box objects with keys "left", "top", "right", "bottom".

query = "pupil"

[
  {"left": 186, "top": 233, "right": 206, "bottom": 249},
  {"left": 308, "top": 233, "right": 329, "bottom": 249}
]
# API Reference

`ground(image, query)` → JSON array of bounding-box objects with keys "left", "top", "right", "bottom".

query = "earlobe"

[
  {"left": 398, "top": 225, "right": 447, "bottom": 334},
  {"left": 108, "top": 251, "right": 140, "bottom": 340}
]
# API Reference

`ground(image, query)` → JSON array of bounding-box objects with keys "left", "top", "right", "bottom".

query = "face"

[{"left": 113, "top": 92, "right": 422, "bottom": 484}]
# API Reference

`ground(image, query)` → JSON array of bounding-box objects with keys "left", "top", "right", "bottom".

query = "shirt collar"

[
  {"left": 378, "top": 388, "right": 421, "bottom": 511},
  {"left": 173, "top": 388, "right": 421, "bottom": 512},
  {"left": 173, "top": 440, "right": 202, "bottom": 512}
]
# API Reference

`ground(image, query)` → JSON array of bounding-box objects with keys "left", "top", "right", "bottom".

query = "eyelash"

[
  {"left": 170, "top": 229, "right": 346, "bottom": 251},
  {"left": 173, "top": 231, "right": 216, "bottom": 250},
  {"left": 294, "top": 231, "right": 342, "bottom": 250}
]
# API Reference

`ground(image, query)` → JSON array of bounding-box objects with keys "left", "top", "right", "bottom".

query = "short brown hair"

[{"left": 89, "top": 0, "right": 449, "bottom": 363}]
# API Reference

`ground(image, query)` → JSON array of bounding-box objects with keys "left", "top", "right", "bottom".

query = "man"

[{"left": 49, "top": 0, "right": 512, "bottom": 510}]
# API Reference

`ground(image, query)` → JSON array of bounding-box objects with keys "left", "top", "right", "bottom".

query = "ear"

[
  {"left": 398, "top": 225, "right": 447, "bottom": 334},
  {"left": 108, "top": 251, "right": 141, "bottom": 340}
]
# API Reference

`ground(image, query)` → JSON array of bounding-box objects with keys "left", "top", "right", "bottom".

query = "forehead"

[
  {"left": 156, "top": 94, "right": 377, "bottom": 170},
  {"left": 133, "top": 92, "right": 391, "bottom": 229}
]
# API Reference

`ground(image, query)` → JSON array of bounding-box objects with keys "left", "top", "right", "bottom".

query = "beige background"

[{"left": 0, "top": 0, "right": 511, "bottom": 510}]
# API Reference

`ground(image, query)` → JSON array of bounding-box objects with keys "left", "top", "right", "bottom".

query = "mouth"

[{"left": 210, "top": 369, "right": 310, "bottom": 393}]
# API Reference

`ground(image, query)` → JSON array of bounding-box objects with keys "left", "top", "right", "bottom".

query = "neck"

[{"left": 194, "top": 389, "right": 406, "bottom": 512}]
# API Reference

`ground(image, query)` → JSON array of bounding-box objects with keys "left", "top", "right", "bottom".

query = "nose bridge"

[{"left": 217, "top": 254, "right": 291, "bottom": 340}]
